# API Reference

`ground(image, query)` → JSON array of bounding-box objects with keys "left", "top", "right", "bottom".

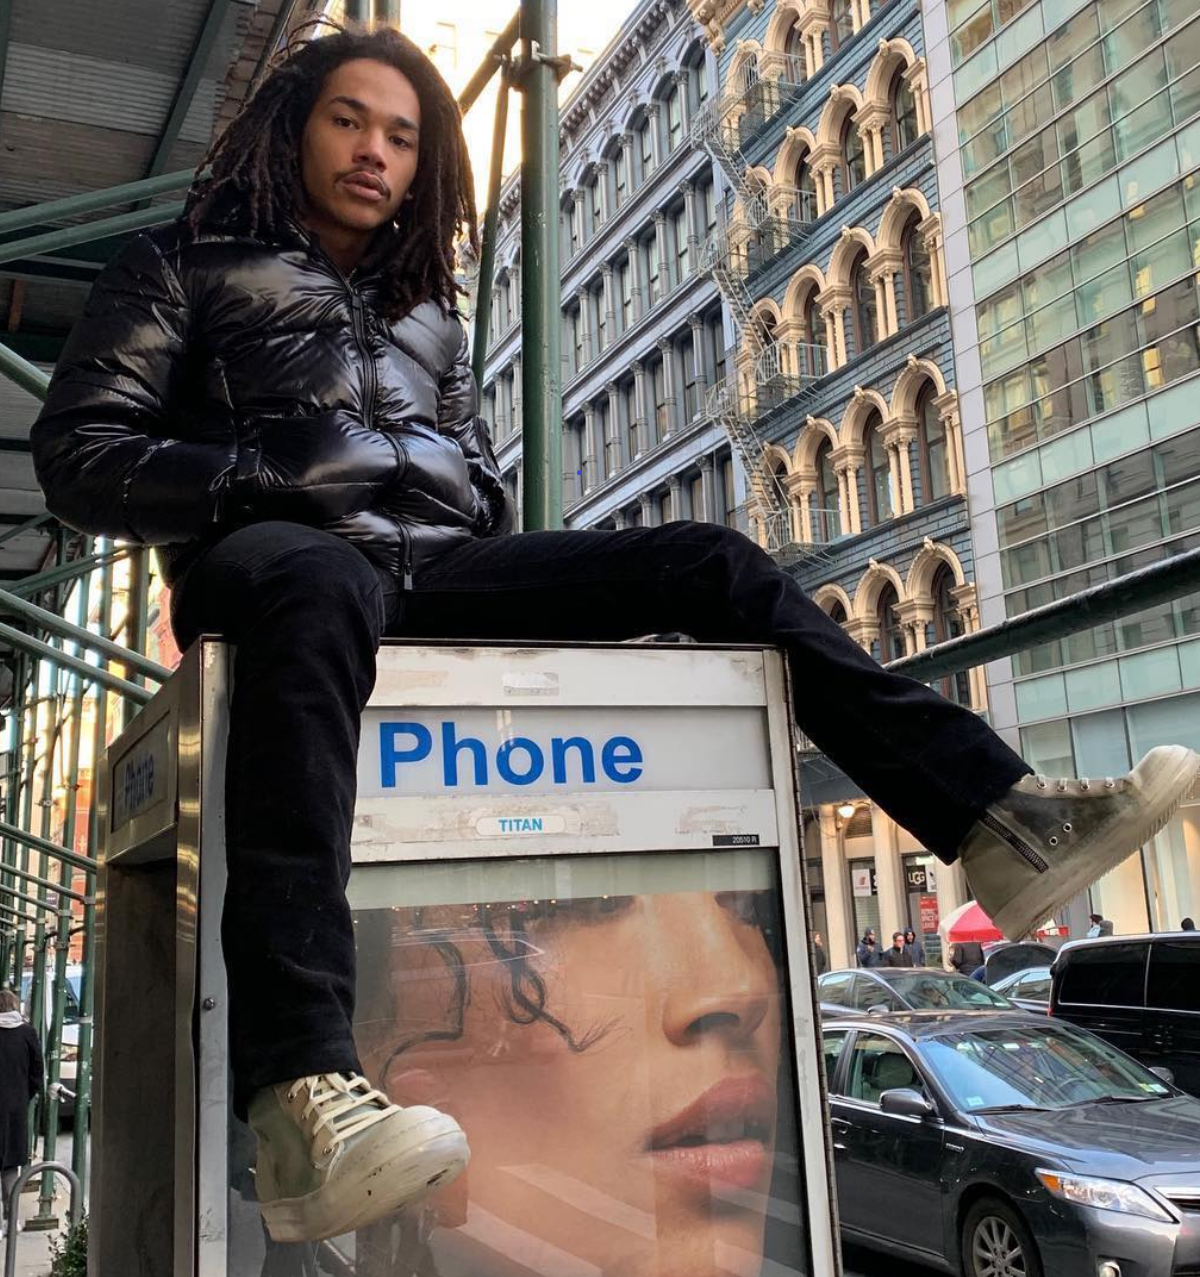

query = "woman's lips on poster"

[{"left": 645, "top": 1073, "right": 774, "bottom": 1191}]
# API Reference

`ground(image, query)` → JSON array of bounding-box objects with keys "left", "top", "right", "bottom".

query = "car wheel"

[{"left": 961, "top": 1197, "right": 1043, "bottom": 1277}]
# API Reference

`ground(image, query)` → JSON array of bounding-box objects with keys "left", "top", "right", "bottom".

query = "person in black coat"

[
  {"left": 880, "top": 932, "right": 915, "bottom": 968},
  {"left": 951, "top": 940, "right": 986, "bottom": 975},
  {"left": 0, "top": 988, "right": 43, "bottom": 1238}
]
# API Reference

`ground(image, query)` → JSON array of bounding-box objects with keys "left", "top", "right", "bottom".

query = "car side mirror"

[
  {"left": 880, "top": 1088, "right": 935, "bottom": 1119},
  {"left": 1150, "top": 1066, "right": 1175, "bottom": 1086},
  {"left": 866, "top": 1002, "right": 891, "bottom": 1016}
]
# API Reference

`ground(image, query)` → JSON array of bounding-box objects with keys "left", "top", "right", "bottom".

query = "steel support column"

[
  {"left": 518, "top": 0, "right": 562, "bottom": 531},
  {"left": 472, "top": 61, "right": 511, "bottom": 390}
]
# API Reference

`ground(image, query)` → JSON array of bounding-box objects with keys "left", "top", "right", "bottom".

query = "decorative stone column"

[
  {"left": 653, "top": 210, "right": 670, "bottom": 297},
  {"left": 612, "top": 508, "right": 627, "bottom": 530},
  {"left": 633, "top": 360, "right": 651, "bottom": 457},
  {"left": 601, "top": 263, "right": 616, "bottom": 340},
  {"left": 817, "top": 285, "right": 851, "bottom": 368},
  {"left": 571, "top": 188, "right": 587, "bottom": 248},
  {"left": 895, "top": 599, "right": 935, "bottom": 655},
  {"left": 918, "top": 213, "right": 947, "bottom": 308},
  {"left": 932, "top": 389, "right": 966, "bottom": 495},
  {"left": 581, "top": 402, "right": 599, "bottom": 491},
  {"left": 783, "top": 471, "right": 808, "bottom": 543},
  {"left": 675, "top": 69, "right": 692, "bottom": 131},
  {"left": 831, "top": 444, "right": 864, "bottom": 537},
  {"left": 605, "top": 382, "right": 622, "bottom": 478},
  {"left": 867, "top": 249, "right": 901, "bottom": 336},
  {"left": 623, "top": 235, "right": 644, "bottom": 321},
  {"left": 797, "top": 10, "right": 828, "bottom": 73},
  {"left": 950, "top": 582, "right": 986, "bottom": 710},
  {"left": 667, "top": 475, "right": 682, "bottom": 523},
  {"left": 689, "top": 313, "right": 709, "bottom": 399},
  {"left": 700, "top": 455, "right": 716, "bottom": 522},
  {"left": 809, "top": 140, "right": 839, "bottom": 214},
  {"left": 903, "top": 58, "right": 931, "bottom": 136},
  {"left": 894, "top": 427, "right": 916, "bottom": 514},
  {"left": 639, "top": 492, "right": 655, "bottom": 527},
  {"left": 856, "top": 104, "right": 889, "bottom": 173},
  {"left": 594, "top": 161, "right": 610, "bottom": 222},
  {"left": 512, "top": 353, "right": 523, "bottom": 431},
  {"left": 886, "top": 440, "right": 903, "bottom": 517},
  {"left": 657, "top": 335, "right": 678, "bottom": 437},
  {"left": 680, "top": 179, "right": 699, "bottom": 266},
  {"left": 576, "top": 287, "right": 592, "bottom": 364},
  {"left": 646, "top": 101, "right": 663, "bottom": 169}
]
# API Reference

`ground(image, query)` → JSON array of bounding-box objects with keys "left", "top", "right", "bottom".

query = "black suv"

[{"left": 1050, "top": 932, "right": 1200, "bottom": 1096}]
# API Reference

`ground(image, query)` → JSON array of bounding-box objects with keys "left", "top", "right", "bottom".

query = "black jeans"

[{"left": 170, "top": 519, "right": 1029, "bottom": 1114}]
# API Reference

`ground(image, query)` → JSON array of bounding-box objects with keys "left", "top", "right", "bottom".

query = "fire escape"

[{"left": 690, "top": 53, "right": 834, "bottom": 564}]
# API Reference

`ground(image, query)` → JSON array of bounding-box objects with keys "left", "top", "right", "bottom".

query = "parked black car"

[
  {"left": 818, "top": 967, "right": 1014, "bottom": 1017},
  {"left": 1050, "top": 932, "right": 1200, "bottom": 1096},
  {"left": 822, "top": 1010, "right": 1200, "bottom": 1276},
  {"left": 991, "top": 964, "right": 1052, "bottom": 1013}
]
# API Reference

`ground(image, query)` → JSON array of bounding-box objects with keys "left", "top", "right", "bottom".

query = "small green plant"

[{"left": 47, "top": 1213, "right": 87, "bottom": 1277}]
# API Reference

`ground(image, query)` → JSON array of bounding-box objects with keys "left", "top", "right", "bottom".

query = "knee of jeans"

[{"left": 260, "top": 537, "right": 384, "bottom": 624}]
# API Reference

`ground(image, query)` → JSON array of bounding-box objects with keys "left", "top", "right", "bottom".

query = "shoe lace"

[
  {"left": 288, "top": 1073, "right": 396, "bottom": 1159},
  {"left": 1031, "top": 773, "right": 1117, "bottom": 793}
]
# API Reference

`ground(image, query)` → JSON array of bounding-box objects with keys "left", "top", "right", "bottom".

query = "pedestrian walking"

[
  {"left": 0, "top": 988, "right": 42, "bottom": 1240},
  {"left": 902, "top": 928, "right": 926, "bottom": 966},
  {"left": 30, "top": 20, "right": 1200, "bottom": 1246},
  {"left": 856, "top": 931, "right": 881, "bottom": 968},
  {"left": 812, "top": 932, "right": 829, "bottom": 975},
  {"left": 1087, "top": 913, "right": 1115, "bottom": 937},
  {"left": 880, "top": 932, "right": 915, "bottom": 968},
  {"left": 950, "top": 940, "right": 985, "bottom": 975},
  {"left": 1182, "top": 917, "right": 1196, "bottom": 931}
]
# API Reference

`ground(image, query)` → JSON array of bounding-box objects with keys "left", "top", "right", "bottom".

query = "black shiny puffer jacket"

[{"left": 31, "top": 214, "right": 513, "bottom": 588}]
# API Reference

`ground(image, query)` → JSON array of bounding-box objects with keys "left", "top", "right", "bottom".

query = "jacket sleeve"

[
  {"left": 27, "top": 1024, "right": 44, "bottom": 1100},
  {"left": 30, "top": 231, "right": 238, "bottom": 544},
  {"left": 437, "top": 323, "right": 515, "bottom": 536}
]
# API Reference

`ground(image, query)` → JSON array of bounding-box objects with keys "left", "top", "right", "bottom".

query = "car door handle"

[{"left": 830, "top": 1117, "right": 851, "bottom": 1130}]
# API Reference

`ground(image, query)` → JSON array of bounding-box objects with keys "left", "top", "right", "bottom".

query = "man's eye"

[{"left": 333, "top": 116, "right": 355, "bottom": 128}]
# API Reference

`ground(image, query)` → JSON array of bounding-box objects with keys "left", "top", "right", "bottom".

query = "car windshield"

[
  {"left": 884, "top": 973, "right": 1012, "bottom": 1010},
  {"left": 921, "top": 1023, "right": 1173, "bottom": 1113}
]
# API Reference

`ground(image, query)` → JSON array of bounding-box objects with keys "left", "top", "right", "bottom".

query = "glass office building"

[{"left": 926, "top": 0, "right": 1200, "bottom": 933}]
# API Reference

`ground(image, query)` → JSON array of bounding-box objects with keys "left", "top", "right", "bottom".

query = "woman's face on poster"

[{"left": 361, "top": 889, "right": 785, "bottom": 1277}]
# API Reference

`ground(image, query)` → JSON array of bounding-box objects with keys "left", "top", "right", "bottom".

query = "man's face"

[{"left": 299, "top": 57, "right": 421, "bottom": 244}]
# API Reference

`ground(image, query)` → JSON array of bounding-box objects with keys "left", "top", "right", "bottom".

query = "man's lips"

[{"left": 341, "top": 172, "right": 388, "bottom": 201}]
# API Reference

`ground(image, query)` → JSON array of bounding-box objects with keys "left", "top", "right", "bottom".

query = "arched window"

[
  {"left": 793, "top": 149, "right": 818, "bottom": 223},
  {"left": 830, "top": 0, "right": 855, "bottom": 52},
  {"left": 850, "top": 250, "right": 878, "bottom": 355},
  {"left": 803, "top": 290, "right": 827, "bottom": 378},
  {"left": 816, "top": 437, "right": 840, "bottom": 540},
  {"left": 840, "top": 115, "right": 867, "bottom": 196},
  {"left": 932, "top": 566, "right": 971, "bottom": 705},
  {"left": 916, "top": 383, "right": 951, "bottom": 504},
  {"left": 877, "top": 584, "right": 905, "bottom": 662},
  {"left": 901, "top": 214, "right": 933, "bottom": 323},
  {"left": 864, "top": 411, "right": 893, "bottom": 525},
  {"left": 612, "top": 145, "right": 628, "bottom": 209},
  {"left": 783, "top": 19, "right": 807, "bottom": 84},
  {"left": 637, "top": 114, "right": 655, "bottom": 181},
  {"left": 890, "top": 70, "right": 919, "bottom": 156},
  {"left": 827, "top": 600, "right": 847, "bottom": 626}
]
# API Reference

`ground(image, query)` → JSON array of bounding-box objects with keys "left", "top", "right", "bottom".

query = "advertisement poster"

[
  {"left": 919, "top": 894, "right": 940, "bottom": 935},
  {"left": 228, "top": 850, "right": 810, "bottom": 1277}
]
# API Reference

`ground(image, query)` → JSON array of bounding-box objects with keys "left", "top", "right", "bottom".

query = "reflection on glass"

[{"left": 228, "top": 852, "right": 808, "bottom": 1276}]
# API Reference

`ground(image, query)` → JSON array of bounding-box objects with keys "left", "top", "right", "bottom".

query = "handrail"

[
  {"left": 3, "top": 1162, "right": 83, "bottom": 1277},
  {"left": 0, "top": 820, "right": 97, "bottom": 877},
  {"left": 887, "top": 545, "right": 1200, "bottom": 684},
  {"left": 0, "top": 169, "right": 195, "bottom": 237},
  {"left": 0, "top": 587, "right": 169, "bottom": 683},
  {"left": 0, "top": 622, "right": 153, "bottom": 703}
]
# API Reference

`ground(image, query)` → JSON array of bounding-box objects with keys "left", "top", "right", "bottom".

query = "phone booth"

[{"left": 90, "top": 639, "right": 840, "bottom": 1277}]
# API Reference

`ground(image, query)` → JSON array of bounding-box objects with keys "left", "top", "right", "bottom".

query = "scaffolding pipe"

[
  {"left": 0, "top": 513, "right": 53, "bottom": 550},
  {"left": 0, "top": 862, "right": 86, "bottom": 903},
  {"left": 0, "top": 338, "right": 50, "bottom": 400},
  {"left": 37, "top": 566, "right": 91, "bottom": 1222},
  {"left": 0, "top": 622, "right": 153, "bottom": 703},
  {"left": 0, "top": 203, "right": 187, "bottom": 269},
  {"left": 1, "top": 655, "right": 27, "bottom": 986},
  {"left": 72, "top": 545, "right": 112, "bottom": 1185},
  {"left": 9, "top": 548, "right": 129, "bottom": 599},
  {"left": 0, "top": 587, "right": 169, "bottom": 683},
  {"left": 0, "top": 169, "right": 195, "bottom": 237},
  {"left": 471, "top": 59, "right": 511, "bottom": 390},
  {"left": 888, "top": 545, "right": 1200, "bottom": 684},
  {"left": 458, "top": 13, "right": 520, "bottom": 114},
  {"left": 517, "top": 0, "right": 562, "bottom": 531},
  {"left": 0, "top": 821, "right": 97, "bottom": 877}
]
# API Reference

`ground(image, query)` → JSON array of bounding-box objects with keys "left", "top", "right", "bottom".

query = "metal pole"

[
  {"left": 119, "top": 547, "right": 152, "bottom": 730},
  {"left": 472, "top": 60, "right": 511, "bottom": 391},
  {"left": 0, "top": 170, "right": 194, "bottom": 237},
  {"left": 457, "top": 13, "right": 520, "bottom": 114},
  {"left": 372, "top": 0, "right": 400, "bottom": 25},
  {"left": 37, "top": 564, "right": 91, "bottom": 1223},
  {"left": 518, "top": 0, "right": 562, "bottom": 531},
  {"left": 0, "top": 339, "right": 49, "bottom": 400},
  {"left": 0, "top": 203, "right": 187, "bottom": 268},
  {"left": 0, "top": 586, "right": 169, "bottom": 682},
  {"left": 0, "top": 862, "right": 86, "bottom": 903},
  {"left": 0, "top": 821, "right": 96, "bottom": 877},
  {"left": 0, "top": 622, "right": 153, "bottom": 703},
  {"left": 73, "top": 545, "right": 112, "bottom": 1186},
  {"left": 1, "top": 657, "right": 26, "bottom": 986},
  {"left": 10, "top": 547, "right": 128, "bottom": 599}
]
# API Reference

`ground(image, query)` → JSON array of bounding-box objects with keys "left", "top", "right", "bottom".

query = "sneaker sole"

[
  {"left": 261, "top": 1116, "right": 469, "bottom": 1244},
  {"left": 993, "top": 745, "right": 1200, "bottom": 939}
]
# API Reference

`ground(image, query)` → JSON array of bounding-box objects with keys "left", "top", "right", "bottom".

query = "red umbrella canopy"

[{"left": 941, "top": 900, "right": 1004, "bottom": 944}]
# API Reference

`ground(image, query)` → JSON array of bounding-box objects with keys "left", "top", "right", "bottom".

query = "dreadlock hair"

[{"left": 185, "top": 20, "right": 478, "bottom": 322}]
